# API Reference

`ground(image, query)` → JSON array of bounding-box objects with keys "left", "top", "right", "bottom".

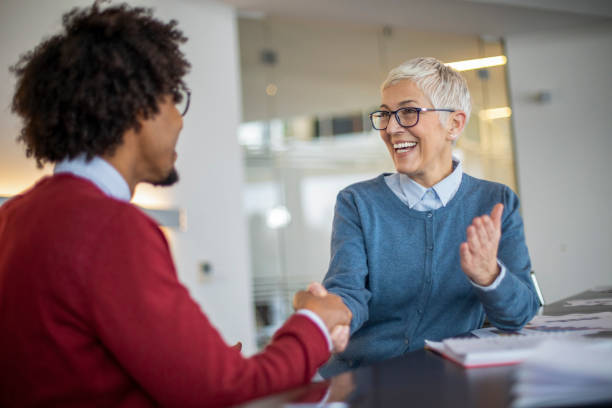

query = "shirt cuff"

[
  {"left": 296, "top": 309, "right": 333, "bottom": 351},
  {"left": 471, "top": 259, "right": 507, "bottom": 291}
]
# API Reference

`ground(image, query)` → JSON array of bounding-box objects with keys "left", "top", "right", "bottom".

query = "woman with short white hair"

[{"left": 320, "top": 57, "right": 540, "bottom": 377}]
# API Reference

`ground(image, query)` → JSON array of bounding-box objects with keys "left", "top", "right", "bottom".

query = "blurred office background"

[{"left": 1, "top": 0, "right": 611, "bottom": 353}]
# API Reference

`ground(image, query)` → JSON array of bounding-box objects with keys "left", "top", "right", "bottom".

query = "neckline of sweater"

[{"left": 376, "top": 172, "right": 470, "bottom": 218}]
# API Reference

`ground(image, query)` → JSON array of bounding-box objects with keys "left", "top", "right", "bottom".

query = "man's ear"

[{"left": 447, "top": 110, "right": 467, "bottom": 141}]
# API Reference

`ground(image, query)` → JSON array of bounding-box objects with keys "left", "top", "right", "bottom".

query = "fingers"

[
  {"left": 330, "top": 325, "right": 350, "bottom": 353},
  {"left": 296, "top": 282, "right": 353, "bottom": 335},
  {"left": 326, "top": 294, "right": 352, "bottom": 328},
  {"left": 491, "top": 203, "right": 504, "bottom": 230},
  {"left": 308, "top": 281, "right": 328, "bottom": 297},
  {"left": 473, "top": 216, "right": 494, "bottom": 243},
  {"left": 482, "top": 215, "right": 497, "bottom": 240},
  {"left": 293, "top": 290, "right": 307, "bottom": 310},
  {"left": 293, "top": 290, "right": 352, "bottom": 329},
  {"left": 295, "top": 283, "right": 328, "bottom": 310},
  {"left": 474, "top": 219, "right": 489, "bottom": 251},
  {"left": 328, "top": 293, "right": 352, "bottom": 325},
  {"left": 460, "top": 203, "right": 504, "bottom": 285},
  {"left": 232, "top": 342, "right": 242, "bottom": 352},
  {"left": 459, "top": 241, "right": 472, "bottom": 265},
  {"left": 468, "top": 207, "right": 502, "bottom": 254},
  {"left": 466, "top": 225, "right": 481, "bottom": 255}
]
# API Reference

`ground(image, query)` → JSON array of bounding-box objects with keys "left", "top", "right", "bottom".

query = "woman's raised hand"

[{"left": 460, "top": 203, "right": 504, "bottom": 286}]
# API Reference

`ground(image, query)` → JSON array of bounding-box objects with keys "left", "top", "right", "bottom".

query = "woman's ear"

[{"left": 447, "top": 110, "right": 467, "bottom": 140}]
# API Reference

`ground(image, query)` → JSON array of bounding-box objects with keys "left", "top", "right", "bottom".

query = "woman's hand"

[{"left": 460, "top": 203, "right": 504, "bottom": 286}]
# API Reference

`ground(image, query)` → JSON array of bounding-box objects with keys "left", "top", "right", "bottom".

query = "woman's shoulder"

[
  {"left": 459, "top": 173, "right": 519, "bottom": 208},
  {"left": 461, "top": 173, "right": 515, "bottom": 195},
  {"left": 340, "top": 173, "right": 389, "bottom": 195},
  {"left": 335, "top": 174, "right": 394, "bottom": 205}
]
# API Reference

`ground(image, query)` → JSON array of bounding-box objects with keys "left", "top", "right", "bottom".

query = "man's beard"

[{"left": 153, "top": 167, "right": 179, "bottom": 187}]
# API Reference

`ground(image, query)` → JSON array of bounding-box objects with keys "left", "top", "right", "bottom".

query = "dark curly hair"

[{"left": 10, "top": 2, "right": 190, "bottom": 167}]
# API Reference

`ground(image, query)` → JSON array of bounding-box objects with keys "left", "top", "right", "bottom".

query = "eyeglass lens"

[
  {"left": 371, "top": 108, "right": 419, "bottom": 130},
  {"left": 175, "top": 89, "right": 191, "bottom": 116}
]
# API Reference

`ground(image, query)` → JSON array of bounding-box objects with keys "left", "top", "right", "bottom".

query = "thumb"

[
  {"left": 491, "top": 203, "right": 504, "bottom": 230},
  {"left": 307, "top": 281, "right": 328, "bottom": 296}
]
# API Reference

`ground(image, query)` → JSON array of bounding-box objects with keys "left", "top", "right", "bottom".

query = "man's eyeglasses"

[
  {"left": 175, "top": 88, "right": 191, "bottom": 117},
  {"left": 369, "top": 107, "right": 455, "bottom": 130}
]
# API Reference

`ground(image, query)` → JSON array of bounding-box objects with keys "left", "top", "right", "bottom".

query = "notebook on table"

[{"left": 425, "top": 333, "right": 578, "bottom": 368}]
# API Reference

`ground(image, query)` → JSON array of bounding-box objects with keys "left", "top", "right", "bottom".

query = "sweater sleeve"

[
  {"left": 471, "top": 187, "right": 540, "bottom": 330},
  {"left": 323, "top": 190, "right": 372, "bottom": 334},
  {"left": 84, "top": 206, "right": 330, "bottom": 408}
]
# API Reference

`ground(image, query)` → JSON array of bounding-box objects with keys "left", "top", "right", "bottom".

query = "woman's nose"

[{"left": 386, "top": 113, "right": 404, "bottom": 133}]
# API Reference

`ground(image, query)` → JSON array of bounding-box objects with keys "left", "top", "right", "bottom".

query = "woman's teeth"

[{"left": 393, "top": 141, "right": 417, "bottom": 152}]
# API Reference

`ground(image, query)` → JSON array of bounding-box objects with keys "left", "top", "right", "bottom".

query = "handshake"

[{"left": 293, "top": 283, "right": 352, "bottom": 353}]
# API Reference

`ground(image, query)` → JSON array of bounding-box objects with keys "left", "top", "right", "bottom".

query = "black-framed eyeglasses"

[
  {"left": 369, "top": 107, "right": 455, "bottom": 130},
  {"left": 175, "top": 88, "right": 191, "bottom": 117}
]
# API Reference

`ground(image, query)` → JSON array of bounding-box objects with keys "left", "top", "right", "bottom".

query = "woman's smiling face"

[{"left": 379, "top": 79, "right": 456, "bottom": 188}]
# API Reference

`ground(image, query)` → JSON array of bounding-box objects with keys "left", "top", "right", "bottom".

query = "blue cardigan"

[{"left": 320, "top": 173, "right": 539, "bottom": 377}]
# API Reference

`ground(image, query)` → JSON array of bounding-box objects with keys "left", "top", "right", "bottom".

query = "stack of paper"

[
  {"left": 511, "top": 338, "right": 612, "bottom": 408},
  {"left": 424, "top": 333, "right": 576, "bottom": 368},
  {"left": 472, "top": 311, "right": 612, "bottom": 338}
]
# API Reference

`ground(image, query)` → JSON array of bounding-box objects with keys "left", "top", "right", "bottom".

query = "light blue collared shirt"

[
  {"left": 385, "top": 158, "right": 463, "bottom": 211},
  {"left": 54, "top": 154, "right": 131, "bottom": 202},
  {"left": 384, "top": 158, "right": 506, "bottom": 290}
]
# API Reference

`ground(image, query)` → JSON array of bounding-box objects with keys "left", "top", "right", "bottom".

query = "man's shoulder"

[{"left": 13, "top": 174, "right": 154, "bottom": 230}]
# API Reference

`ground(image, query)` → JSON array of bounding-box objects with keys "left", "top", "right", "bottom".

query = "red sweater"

[{"left": 0, "top": 175, "right": 329, "bottom": 407}]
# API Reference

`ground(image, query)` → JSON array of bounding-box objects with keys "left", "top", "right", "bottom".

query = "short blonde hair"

[{"left": 382, "top": 57, "right": 471, "bottom": 126}]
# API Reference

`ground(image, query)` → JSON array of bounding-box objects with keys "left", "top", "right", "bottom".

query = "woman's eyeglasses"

[{"left": 369, "top": 107, "right": 455, "bottom": 130}]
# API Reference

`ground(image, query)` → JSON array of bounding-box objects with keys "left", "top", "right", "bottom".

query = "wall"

[
  {"left": 238, "top": 17, "right": 518, "bottom": 265},
  {"left": 506, "top": 23, "right": 612, "bottom": 302},
  {"left": 237, "top": 16, "right": 519, "bottom": 193},
  {"left": 238, "top": 16, "right": 506, "bottom": 122},
  {"left": 238, "top": 15, "right": 612, "bottom": 306},
  {"left": 0, "top": 0, "right": 256, "bottom": 353}
]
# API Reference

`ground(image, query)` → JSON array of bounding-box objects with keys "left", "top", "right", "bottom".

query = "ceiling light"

[
  {"left": 479, "top": 107, "right": 512, "bottom": 120},
  {"left": 266, "top": 83, "right": 278, "bottom": 96},
  {"left": 266, "top": 206, "right": 291, "bottom": 229},
  {"left": 446, "top": 55, "right": 507, "bottom": 71}
]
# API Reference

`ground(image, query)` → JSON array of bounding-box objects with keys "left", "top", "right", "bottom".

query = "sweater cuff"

[
  {"left": 296, "top": 309, "right": 333, "bottom": 351},
  {"left": 470, "top": 259, "right": 507, "bottom": 291}
]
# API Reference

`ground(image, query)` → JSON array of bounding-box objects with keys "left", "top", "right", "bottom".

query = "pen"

[{"left": 530, "top": 271, "right": 545, "bottom": 306}]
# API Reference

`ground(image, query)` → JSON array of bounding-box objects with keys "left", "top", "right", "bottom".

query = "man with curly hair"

[{"left": 0, "top": 3, "right": 350, "bottom": 407}]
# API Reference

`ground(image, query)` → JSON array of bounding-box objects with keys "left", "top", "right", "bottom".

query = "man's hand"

[
  {"left": 293, "top": 282, "right": 352, "bottom": 352},
  {"left": 460, "top": 203, "right": 503, "bottom": 286},
  {"left": 307, "top": 282, "right": 350, "bottom": 353}
]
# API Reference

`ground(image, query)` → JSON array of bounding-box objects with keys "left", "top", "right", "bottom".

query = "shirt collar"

[
  {"left": 54, "top": 154, "right": 131, "bottom": 202},
  {"left": 432, "top": 158, "right": 463, "bottom": 206},
  {"left": 399, "top": 158, "right": 463, "bottom": 208}
]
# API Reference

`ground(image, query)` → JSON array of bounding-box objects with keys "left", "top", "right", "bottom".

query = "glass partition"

[{"left": 238, "top": 17, "right": 517, "bottom": 348}]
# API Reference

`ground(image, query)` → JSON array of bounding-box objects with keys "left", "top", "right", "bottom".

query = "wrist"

[
  {"left": 474, "top": 264, "right": 500, "bottom": 286},
  {"left": 295, "top": 309, "right": 333, "bottom": 351}
]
